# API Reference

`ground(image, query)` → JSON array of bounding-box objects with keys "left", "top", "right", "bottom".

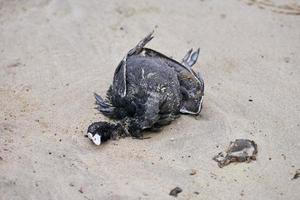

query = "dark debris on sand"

[
  {"left": 291, "top": 169, "right": 300, "bottom": 180},
  {"left": 213, "top": 139, "right": 258, "bottom": 168},
  {"left": 169, "top": 187, "right": 182, "bottom": 197}
]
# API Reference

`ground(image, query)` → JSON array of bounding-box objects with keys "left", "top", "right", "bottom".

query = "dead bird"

[{"left": 87, "top": 31, "right": 204, "bottom": 145}]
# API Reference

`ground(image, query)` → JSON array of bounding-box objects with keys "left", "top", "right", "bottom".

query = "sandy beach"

[{"left": 1, "top": 0, "right": 300, "bottom": 199}]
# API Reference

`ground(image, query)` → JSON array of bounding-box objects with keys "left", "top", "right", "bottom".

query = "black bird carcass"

[{"left": 87, "top": 31, "right": 204, "bottom": 145}]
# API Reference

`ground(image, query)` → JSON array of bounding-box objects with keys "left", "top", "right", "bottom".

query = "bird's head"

[{"left": 87, "top": 122, "right": 122, "bottom": 145}]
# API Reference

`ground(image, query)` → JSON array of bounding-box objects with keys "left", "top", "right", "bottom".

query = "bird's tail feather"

[{"left": 94, "top": 93, "right": 117, "bottom": 118}]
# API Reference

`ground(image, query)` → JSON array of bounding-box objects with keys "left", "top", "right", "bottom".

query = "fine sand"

[{"left": 1, "top": 0, "right": 300, "bottom": 199}]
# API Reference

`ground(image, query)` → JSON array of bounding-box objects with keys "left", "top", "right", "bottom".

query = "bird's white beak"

[{"left": 87, "top": 132, "right": 101, "bottom": 146}]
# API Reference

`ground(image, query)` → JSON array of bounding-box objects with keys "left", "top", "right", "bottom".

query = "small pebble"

[
  {"left": 189, "top": 169, "right": 197, "bottom": 176},
  {"left": 143, "top": 192, "right": 148, "bottom": 196},
  {"left": 169, "top": 187, "right": 182, "bottom": 197},
  {"left": 284, "top": 57, "right": 290, "bottom": 63},
  {"left": 292, "top": 169, "right": 300, "bottom": 180}
]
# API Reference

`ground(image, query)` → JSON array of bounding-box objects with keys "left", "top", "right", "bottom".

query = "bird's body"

[
  {"left": 108, "top": 55, "right": 182, "bottom": 136},
  {"left": 87, "top": 32, "right": 204, "bottom": 145}
]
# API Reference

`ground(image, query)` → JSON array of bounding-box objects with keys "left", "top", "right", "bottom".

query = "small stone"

[
  {"left": 189, "top": 169, "right": 197, "bottom": 175},
  {"left": 284, "top": 57, "right": 290, "bottom": 63},
  {"left": 220, "top": 14, "right": 226, "bottom": 19},
  {"left": 142, "top": 192, "right": 148, "bottom": 196},
  {"left": 78, "top": 187, "right": 84, "bottom": 193},
  {"left": 240, "top": 190, "right": 245, "bottom": 196},
  {"left": 169, "top": 187, "right": 182, "bottom": 197},
  {"left": 291, "top": 169, "right": 300, "bottom": 180}
]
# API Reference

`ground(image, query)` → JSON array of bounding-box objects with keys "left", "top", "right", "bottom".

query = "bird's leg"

[
  {"left": 182, "top": 48, "right": 200, "bottom": 68},
  {"left": 182, "top": 48, "right": 193, "bottom": 64},
  {"left": 128, "top": 31, "right": 154, "bottom": 56}
]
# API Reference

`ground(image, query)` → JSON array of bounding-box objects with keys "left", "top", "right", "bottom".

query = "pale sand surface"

[{"left": 0, "top": 0, "right": 300, "bottom": 199}]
